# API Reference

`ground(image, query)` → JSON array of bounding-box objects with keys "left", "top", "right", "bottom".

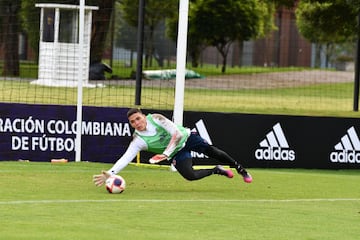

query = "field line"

[{"left": 0, "top": 198, "right": 360, "bottom": 205}]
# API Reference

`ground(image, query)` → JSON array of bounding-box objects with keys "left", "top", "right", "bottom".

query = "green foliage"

[
  {"left": 256, "top": 0, "right": 277, "bottom": 38},
  {"left": 119, "top": 0, "right": 178, "bottom": 67},
  {"left": 192, "top": 0, "right": 261, "bottom": 43},
  {"left": 114, "top": 2, "right": 137, "bottom": 51},
  {"left": 296, "top": 1, "right": 359, "bottom": 43},
  {"left": 188, "top": 0, "right": 278, "bottom": 73},
  {"left": 0, "top": 0, "right": 21, "bottom": 76},
  {"left": 270, "top": 0, "right": 296, "bottom": 8},
  {"left": 120, "top": 0, "right": 178, "bottom": 27},
  {"left": 0, "top": 161, "right": 360, "bottom": 240},
  {"left": 167, "top": 0, "right": 281, "bottom": 71}
]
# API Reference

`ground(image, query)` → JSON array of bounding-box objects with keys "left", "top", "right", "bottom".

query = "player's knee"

[{"left": 182, "top": 173, "right": 198, "bottom": 181}]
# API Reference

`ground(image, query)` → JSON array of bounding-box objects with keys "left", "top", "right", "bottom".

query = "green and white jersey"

[
  {"left": 108, "top": 113, "right": 190, "bottom": 175},
  {"left": 134, "top": 114, "right": 190, "bottom": 158}
]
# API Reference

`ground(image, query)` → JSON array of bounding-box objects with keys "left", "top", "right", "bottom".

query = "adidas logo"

[
  {"left": 255, "top": 123, "right": 295, "bottom": 161},
  {"left": 330, "top": 126, "right": 360, "bottom": 163}
]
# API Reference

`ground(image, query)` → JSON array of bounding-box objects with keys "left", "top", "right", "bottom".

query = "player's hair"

[{"left": 127, "top": 108, "right": 143, "bottom": 118}]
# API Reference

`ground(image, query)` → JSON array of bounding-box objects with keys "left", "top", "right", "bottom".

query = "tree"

[
  {"left": 120, "top": 0, "right": 178, "bottom": 67},
  {"left": 0, "top": 0, "right": 21, "bottom": 76},
  {"left": 191, "top": 0, "right": 264, "bottom": 73},
  {"left": 272, "top": 0, "right": 297, "bottom": 8},
  {"left": 167, "top": 0, "right": 206, "bottom": 68},
  {"left": 296, "top": 1, "right": 359, "bottom": 66},
  {"left": 89, "top": 0, "right": 115, "bottom": 64},
  {"left": 166, "top": 0, "right": 295, "bottom": 70},
  {"left": 296, "top": 1, "right": 358, "bottom": 42},
  {"left": 114, "top": 2, "right": 137, "bottom": 68}
]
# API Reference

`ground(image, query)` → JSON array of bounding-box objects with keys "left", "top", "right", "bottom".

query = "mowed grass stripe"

[{"left": 1, "top": 198, "right": 360, "bottom": 205}]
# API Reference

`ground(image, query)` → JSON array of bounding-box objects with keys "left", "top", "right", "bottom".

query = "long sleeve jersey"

[{"left": 108, "top": 113, "right": 190, "bottom": 175}]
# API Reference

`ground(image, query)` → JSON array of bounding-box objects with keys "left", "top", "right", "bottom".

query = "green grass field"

[
  {"left": 1, "top": 161, "right": 359, "bottom": 240},
  {"left": 2, "top": 63, "right": 359, "bottom": 117},
  {"left": 0, "top": 79, "right": 358, "bottom": 117}
]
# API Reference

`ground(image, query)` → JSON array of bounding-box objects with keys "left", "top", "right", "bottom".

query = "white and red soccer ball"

[{"left": 105, "top": 175, "right": 126, "bottom": 194}]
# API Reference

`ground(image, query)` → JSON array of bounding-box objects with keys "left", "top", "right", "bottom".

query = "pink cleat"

[
  {"left": 237, "top": 167, "right": 252, "bottom": 183},
  {"left": 242, "top": 172, "right": 253, "bottom": 183},
  {"left": 214, "top": 165, "right": 234, "bottom": 178}
]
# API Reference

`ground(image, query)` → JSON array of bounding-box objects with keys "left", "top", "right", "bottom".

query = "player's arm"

[
  {"left": 149, "top": 114, "right": 185, "bottom": 163},
  {"left": 93, "top": 138, "right": 145, "bottom": 186}
]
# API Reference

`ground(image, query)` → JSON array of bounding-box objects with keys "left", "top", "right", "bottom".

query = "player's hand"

[
  {"left": 149, "top": 154, "right": 168, "bottom": 164},
  {"left": 93, "top": 170, "right": 111, "bottom": 186}
]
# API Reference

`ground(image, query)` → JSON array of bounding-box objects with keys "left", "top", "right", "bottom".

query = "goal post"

[
  {"left": 75, "top": 0, "right": 86, "bottom": 162},
  {"left": 171, "top": 0, "right": 189, "bottom": 172},
  {"left": 173, "top": 0, "right": 189, "bottom": 126}
]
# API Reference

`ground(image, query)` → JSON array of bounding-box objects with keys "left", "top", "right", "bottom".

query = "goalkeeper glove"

[{"left": 149, "top": 154, "right": 168, "bottom": 164}]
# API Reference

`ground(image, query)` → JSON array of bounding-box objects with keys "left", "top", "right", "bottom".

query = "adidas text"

[
  {"left": 255, "top": 148, "right": 295, "bottom": 161},
  {"left": 330, "top": 150, "right": 360, "bottom": 163}
]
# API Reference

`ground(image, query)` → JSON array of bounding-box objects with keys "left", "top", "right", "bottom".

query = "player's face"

[{"left": 128, "top": 112, "right": 147, "bottom": 131}]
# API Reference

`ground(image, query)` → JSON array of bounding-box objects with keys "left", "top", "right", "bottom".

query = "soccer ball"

[{"left": 105, "top": 175, "right": 126, "bottom": 194}]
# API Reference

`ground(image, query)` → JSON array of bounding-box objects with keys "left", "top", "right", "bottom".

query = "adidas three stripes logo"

[
  {"left": 259, "top": 123, "right": 289, "bottom": 148},
  {"left": 334, "top": 127, "right": 360, "bottom": 151},
  {"left": 255, "top": 123, "right": 295, "bottom": 161},
  {"left": 330, "top": 127, "right": 360, "bottom": 163}
]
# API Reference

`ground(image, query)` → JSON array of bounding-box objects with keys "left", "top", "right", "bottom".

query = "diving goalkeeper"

[{"left": 93, "top": 108, "right": 252, "bottom": 186}]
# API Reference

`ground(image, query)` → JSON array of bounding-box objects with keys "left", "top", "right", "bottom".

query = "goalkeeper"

[{"left": 93, "top": 108, "right": 252, "bottom": 186}]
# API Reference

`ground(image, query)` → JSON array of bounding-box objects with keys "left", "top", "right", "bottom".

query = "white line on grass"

[{"left": 0, "top": 198, "right": 360, "bottom": 205}]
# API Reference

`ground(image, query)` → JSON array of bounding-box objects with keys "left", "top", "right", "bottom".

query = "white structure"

[{"left": 31, "top": 3, "right": 98, "bottom": 87}]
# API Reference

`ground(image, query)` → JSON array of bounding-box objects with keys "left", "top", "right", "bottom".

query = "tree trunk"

[
  {"left": 145, "top": 26, "right": 155, "bottom": 67},
  {"left": 90, "top": 0, "right": 115, "bottom": 64},
  {"left": 314, "top": 43, "right": 322, "bottom": 68},
  {"left": 218, "top": 48, "right": 227, "bottom": 73},
  {"left": 217, "top": 43, "right": 231, "bottom": 73},
  {"left": 2, "top": 1, "right": 20, "bottom": 76},
  {"left": 221, "top": 54, "right": 227, "bottom": 73},
  {"left": 190, "top": 49, "right": 200, "bottom": 68}
]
